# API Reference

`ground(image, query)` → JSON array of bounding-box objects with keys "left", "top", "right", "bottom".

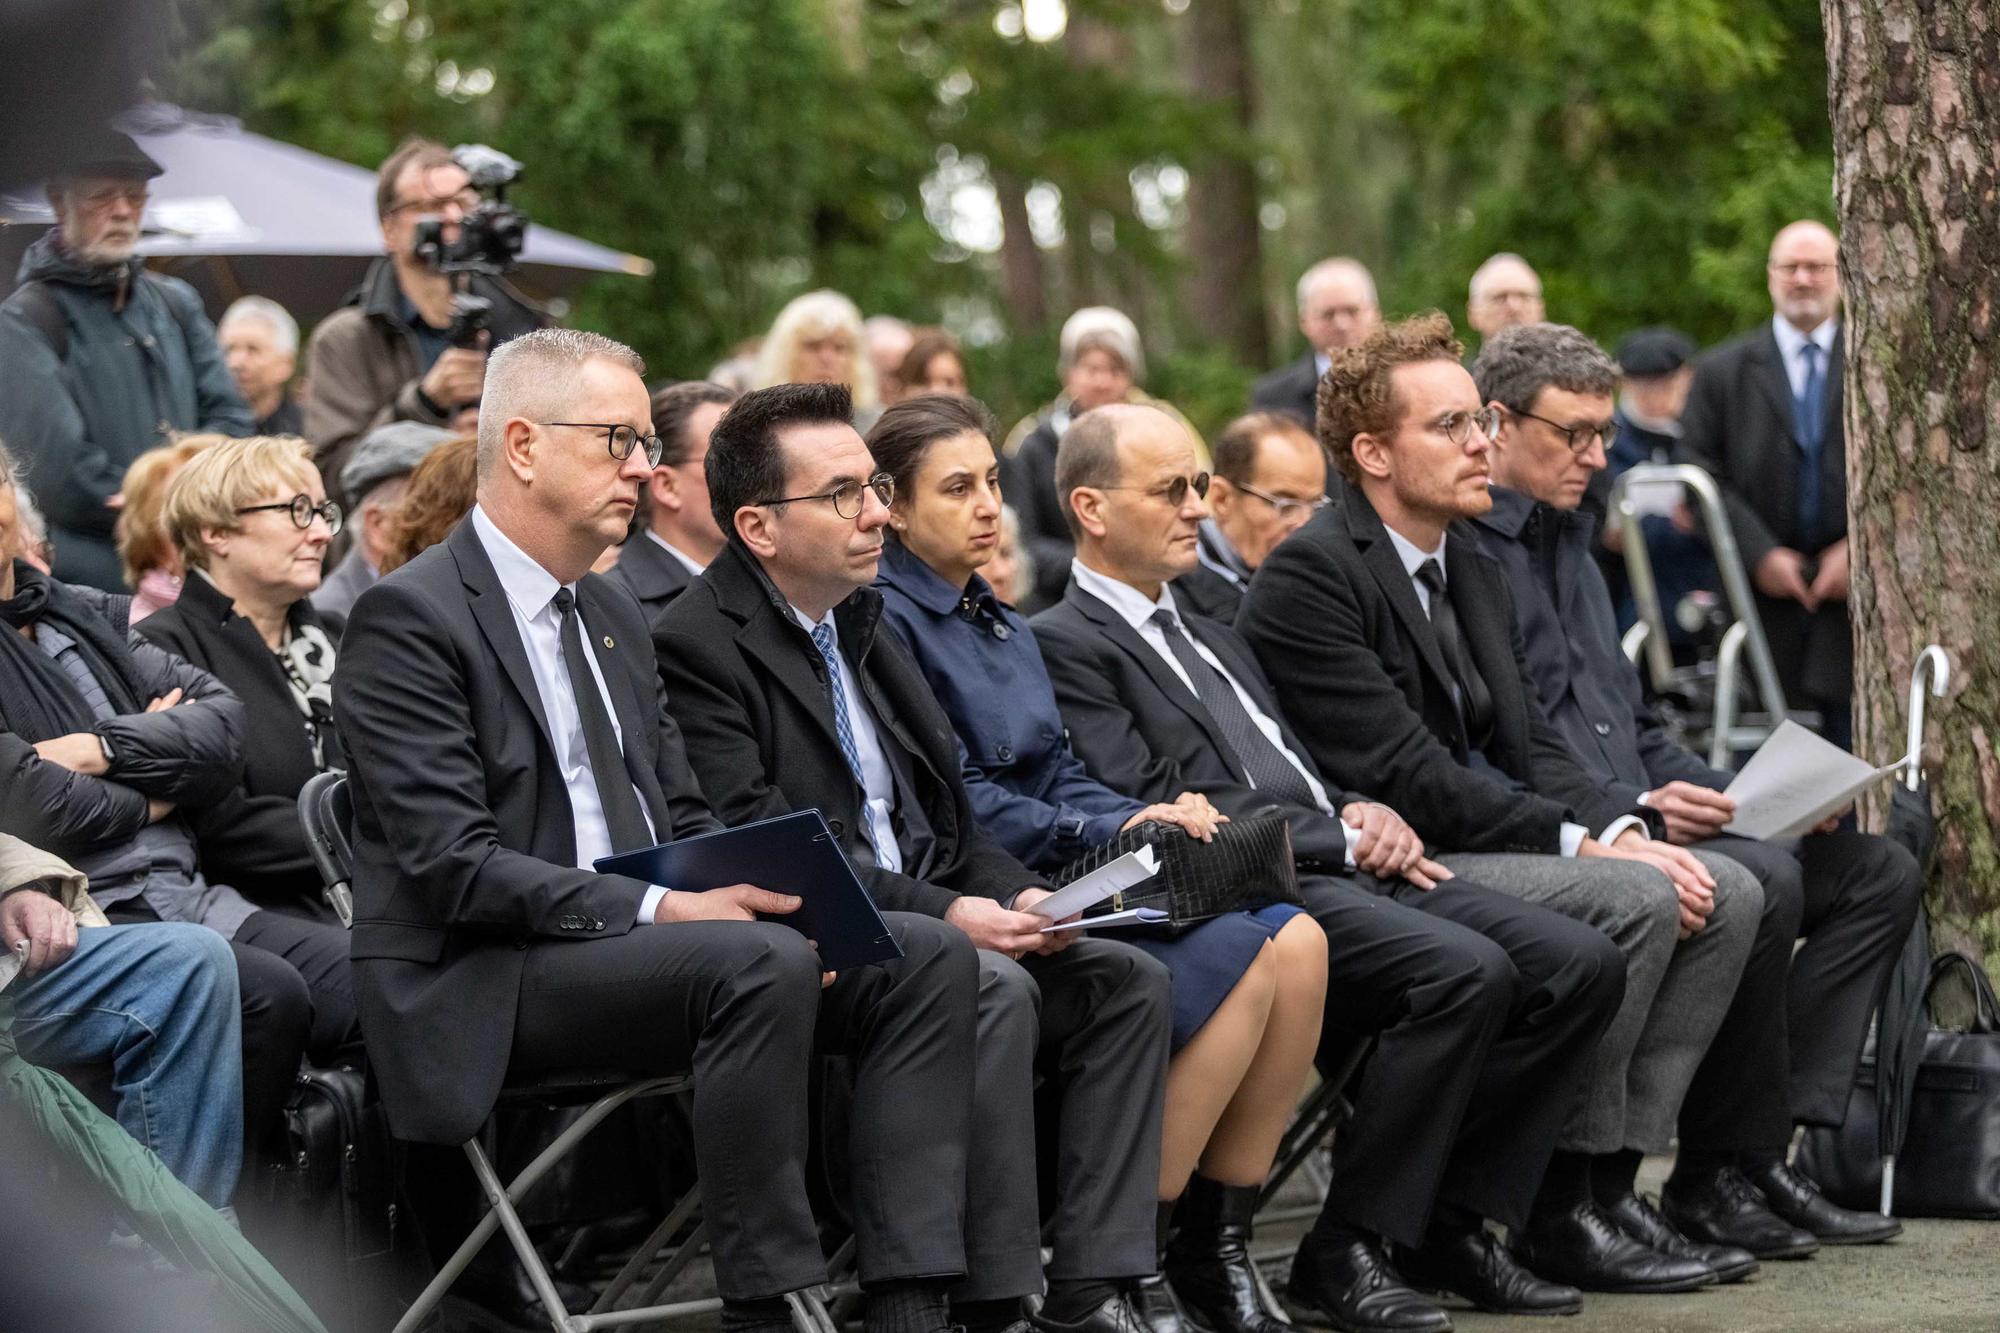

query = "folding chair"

[{"left": 296, "top": 773, "right": 837, "bottom": 1333}]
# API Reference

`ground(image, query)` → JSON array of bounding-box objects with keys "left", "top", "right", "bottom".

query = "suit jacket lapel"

[
  {"left": 450, "top": 522, "right": 555, "bottom": 751},
  {"left": 1750, "top": 328, "right": 1801, "bottom": 447},
  {"left": 1066, "top": 585, "right": 1250, "bottom": 785}
]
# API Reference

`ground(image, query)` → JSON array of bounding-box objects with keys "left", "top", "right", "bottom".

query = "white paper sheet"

[
  {"left": 1721, "top": 720, "right": 1906, "bottom": 840},
  {"left": 0, "top": 940, "right": 25, "bottom": 992},
  {"left": 1622, "top": 478, "right": 1685, "bottom": 519},
  {"left": 1039, "top": 907, "right": 1169, "bottom": 933},
  {"left": 1026, "top": 845, "right": 1159, "bottom": 922}
]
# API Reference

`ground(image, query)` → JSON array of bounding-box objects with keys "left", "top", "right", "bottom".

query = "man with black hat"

[
  {"left": 0, "top": 129, "right": 253, "bottom": 592},
  {"left": 1580, "top": 327, "right": 1718, "bottom": 653},
  {"left": 312, "top": 419, "right": 453, "bottom": 624}
]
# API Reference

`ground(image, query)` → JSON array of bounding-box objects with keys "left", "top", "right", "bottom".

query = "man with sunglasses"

[
  {"left": 1238, "top": 312, "right": 1767, "bottom": 1301},
  {"left": 1466, "top": 322, "right": 1914, "bottom": 1255},
  {"left": 1175, "top": 411, "right": 1330, "bottom": 624},
  {"left": 0, "top": 129, "right": 253, "bottom": 592},
  {"left": 655, "top": 382, "right": 1176, "bottom": 1333},
  {"left": 301, "top": 136, "right": 547, "bottom": 498}
]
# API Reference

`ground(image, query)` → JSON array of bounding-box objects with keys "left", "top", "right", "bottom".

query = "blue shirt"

[{"left": 875, "top": 540, "right": 1141, "bottom": 872}]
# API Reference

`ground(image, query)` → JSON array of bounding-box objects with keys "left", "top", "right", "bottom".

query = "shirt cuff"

[
  {"left": 1339, "top": 821, "right": 1361, "bottom": 870},
  {"left": 1559, "top": 821, "right": 1588, "bottom": 858},
  {"left": 638, "top": 885, "right": 670, "bottom": 925},
  {"left": 1598, "top": 814, "right": 1650, "bottom": 847}
]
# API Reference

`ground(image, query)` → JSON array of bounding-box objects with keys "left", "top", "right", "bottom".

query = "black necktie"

[
  {"left": 1148, "top": 610, "right": 1318, "bottom": 806},
  {"left": 1415, "top": 559, "right": 1494, "bottom": 750},
  {"left": 552, "top": 587, "right": 653, "bottom": 853}
]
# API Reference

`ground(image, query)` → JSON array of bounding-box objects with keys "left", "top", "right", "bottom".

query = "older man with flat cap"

[{"left": 313, "top": 420, "right": 454, "bottom": 623}]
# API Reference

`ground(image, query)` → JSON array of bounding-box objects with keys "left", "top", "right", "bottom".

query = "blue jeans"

[{"left": 11, "top": 922, "right": 244, "bottom": 1207}]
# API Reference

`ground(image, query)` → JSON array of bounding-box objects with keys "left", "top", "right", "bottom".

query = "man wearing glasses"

[
  {"left": 1677, "top": 220, "right": 1857, "bottom": 746},
  {"left": 656, "top": 382, "right": 1177, "bottom": 1333},
  {"left": 301, "top": 136, "right": 547, "bottom": 497},
  {"left": 1174, "top": 411, "right": 1330, "bottom": 624},
  {"left": 0, "top": 129, "right": 253, "bottom": 592}
]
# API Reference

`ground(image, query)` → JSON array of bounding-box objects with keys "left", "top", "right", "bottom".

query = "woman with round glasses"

[
  {"left": 137, "top": 435, "right": 348, "bottom": 925},
  {"left": 869, "top": 394, "right": 1323, "bottom": 1333}
]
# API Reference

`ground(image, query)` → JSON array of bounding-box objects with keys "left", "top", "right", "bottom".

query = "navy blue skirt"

[{"left": 1126, "top": 903, "right": 1305, "bottom": 1050}]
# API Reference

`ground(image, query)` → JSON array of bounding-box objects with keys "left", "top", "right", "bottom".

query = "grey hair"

[
  {"left": 476, "top": 328, "right": 645, "bottom": 480},
  {"left": 1295, "top": 257, "right": 1379, "bottom": 314},
  {"left": 218, "top": 295, "right": 300, "bottom": 357},
  {"left": 1467, "top": 252, "right": 1539, "bottom": 305},
  {"left": 15, "top": 484, "right": 48, "bottom": 547},
  {"left": 0, "top": 436, "right": 14, "bottom": 488},
  {"left": 1471, "top": 322, "right": 1620, "bottom": 412}
]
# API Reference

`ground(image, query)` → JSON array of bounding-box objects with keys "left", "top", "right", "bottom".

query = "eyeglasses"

[
  {"left": 1768, "top": 261, "right": 1836, "bottom": 279},
  {"left": 1428, "top": 407, "right": 1503, "bottom": 446},
  {"left": 1508, "top": 406, "right": 1619, "bottom": 454},
  {"left": 544, "top": 421, "right": 666, "bottom": 468},
  {"left": 235, "top": 494, "right": 343, "bottom": 535},
  {"left": 758, "top": 473, "right": 896, "bottom": 520},
  {"left": 1104, "top": 472, "right": 1211, "bottom": 506},
  {"left": 386, "top": 188, "right": 481, "bottom": 218},
  {"left": 1237, "top": 482, "right": 1330, "bottom": 521}
]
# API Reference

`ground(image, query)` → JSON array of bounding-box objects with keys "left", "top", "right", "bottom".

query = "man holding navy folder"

[
  {"left": 655, "top": 382, "right": 1175, "bottom": 1333},
  {"left": 334, "top": 330, "right": 988, "bottom": 1333}
]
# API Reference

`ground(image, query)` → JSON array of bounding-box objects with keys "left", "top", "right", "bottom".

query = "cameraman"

[{"left": 300, "top": 137, "right": 546, "bottom": 497}]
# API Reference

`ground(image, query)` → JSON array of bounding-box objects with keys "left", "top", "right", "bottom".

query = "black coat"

[
  {"left": 1676, "top": 323, "right": 1851, "bottom": 702},
  {"left": 1465, "top": 486, "right": 1730, "bottom": 805},
  {"left": 1248, "top": 351, "right": 1318, "bottom": 429},
  {"left": 998, "top": 414, "right": 1076, "bottom": 608},
  {"left": 1029, "top": 578, "right": 1361, "bottom": 871},
  {"left": 1235, "top": 487, "right": 1643, "bottom": 855},
  {"left": 331, "top": 519, "right": 722, "bottom": 1144},
  {"left": 134, "top": 571, "right": 346, "bottom": 919},
  {"left": 0, "top": 577, "right": 243, "bottom": 861},
  {"left": 608, "top": 532, "right": 697, "bottom": 628},
  {"left": 652, "top": 541, "right": 1044, "bottom": 920}
]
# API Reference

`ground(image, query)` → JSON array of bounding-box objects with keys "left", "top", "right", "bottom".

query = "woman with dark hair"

[
  {"left": 870, "top": 394, "right": 1324, "bottom": 1333},
  {"left": 894, "top": 329, "right": 969, "bottom": 402}
]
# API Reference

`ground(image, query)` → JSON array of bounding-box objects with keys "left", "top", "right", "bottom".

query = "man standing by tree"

[
  {"left": 1250, "top": 258, "right": 1383, "bottom": 427},
  {"left": 1677, "top": 221, "right": 1854, "bottom": 745}
]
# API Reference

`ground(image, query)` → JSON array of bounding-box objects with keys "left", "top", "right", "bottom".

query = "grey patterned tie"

[{"left": 1148, "top": 610, "right": 1317, "bottom": 805}]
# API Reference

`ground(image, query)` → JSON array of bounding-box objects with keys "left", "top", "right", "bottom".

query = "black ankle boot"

[{"left": 1165, "top": 1178, "right": 1291, "bottom": 1333}]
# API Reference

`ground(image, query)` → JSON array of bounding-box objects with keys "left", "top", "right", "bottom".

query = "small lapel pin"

[{"left": 603, "top": 635, "right": 615, "bottom": 649}]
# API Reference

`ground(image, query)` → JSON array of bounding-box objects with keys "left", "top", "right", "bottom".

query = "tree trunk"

[
  {"left": 993, "top": 166, "right": 1048, "bottom": 332},
  {"left": 1825, "top": 0, "right": 2000, "bottom": 968},
  {"left": 1176, "top": 0, "right": 1269, "bottom": 367}
]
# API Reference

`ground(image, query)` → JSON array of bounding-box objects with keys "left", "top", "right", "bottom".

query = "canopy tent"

[{"left": 0, "top": 103, "right": 653, "bottom": 324}]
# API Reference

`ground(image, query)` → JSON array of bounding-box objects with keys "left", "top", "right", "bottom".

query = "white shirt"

[
  {"left": 645, "top": 529, "right": 707, "bottom": 577},
  {"left": 791, "top": 606, "right": 904, "bottom": 874},
  {"left": 1377, "top": 524, "right": 1642, "bottom": 857},
  {"left": 1771, "top": 315, "right": 1838, "bottom": 399},
  {"left": 1072, "top": 560, "right": 1358, "bottom": 868},
  {"left": 469, "top": 507, "right": 666, "bottom": 922}
]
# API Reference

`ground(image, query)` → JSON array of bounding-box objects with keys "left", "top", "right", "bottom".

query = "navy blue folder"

[{"left": 595, "top": 809, "right": 903, "bottom": 970}]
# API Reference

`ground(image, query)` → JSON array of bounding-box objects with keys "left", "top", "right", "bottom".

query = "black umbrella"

[{"left": 1872, "top": 645, "right": 1950, "bottom": 1214}]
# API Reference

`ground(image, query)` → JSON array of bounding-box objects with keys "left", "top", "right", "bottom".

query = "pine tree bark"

[
  {"left": 994, "top": 166, "right": 1049, "bottom": 333},
  {"left": 1825, "top": 0, "right": 2000, "bottom": 966},
  {"left": 1176, "top": 0, "right": 1269, "bottom": 367}
]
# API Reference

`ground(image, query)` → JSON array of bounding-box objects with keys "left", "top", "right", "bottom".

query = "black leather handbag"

[
  {"left": 1053, "top": 811, "right": 1303, "bottom": 934},
  {"left": 1796, "top": 951, "right": 2000, "bottom": 1218}
]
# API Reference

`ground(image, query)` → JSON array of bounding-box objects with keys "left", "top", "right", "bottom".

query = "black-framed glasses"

[
  {"left": 544, "top": 421, "right": 666, "bottom": 468},
  {"left": 1104, "top": 472, "right": 1211, "bottom": 506},
  {"left": 1428, "top": 407, "right": 1502, "bottom": 446},
  {"left": 757, "top": 472, "right": 896, "bottom": 520},
  {"left": 235, "top": 494, "right": 343, "bottom": 535},
  {"left": 1508, "top": 406, "right": 1619, "bottom": 455},
  {"left": 386, "top": 187, "right": 481, "bottom": 217},
  {"left": 1237, "top": 482, "right": 1330, "bottom": 521}
]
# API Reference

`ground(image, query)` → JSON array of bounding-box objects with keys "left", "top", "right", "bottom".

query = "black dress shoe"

[
  {"left": 1743, "top": 1159, "right": 1904, "bottom": 1245},
  {"left": 1601, "top": 1191, "right": 1759, "bottom": 1284},
  {"left": 1660, "top": 1163, "right": 1819, "bottom": 1260},
  {"left": 1132, "top": 1272, "right": 1196, "bottom": 1333},
  {"left": 1397, "top": 1227, "right": 1582, "bottom": 1316},
  {"left": 1165, "top": 1180, "right": 1292, "bottom": 1333},
  {"left": 450, "top": 1256, "right": 596, "bottom": 1330},
  {"left": 1282, "top": 1237, "right": 1452, "bottom": 1332},
  {"left": 1512, "top": 1200, "right": 1715, "bottom": 1294},
  {"left": 1032, "top": 1292, "right": 1152, "bottom": 1333}
]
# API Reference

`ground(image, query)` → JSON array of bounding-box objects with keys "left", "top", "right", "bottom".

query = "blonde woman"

[
  {"left": 749, "top": 288, "right": 883, "bottom": 429},
  {"left": 115, "top": 434, "right": 221, "bottom": 621}
]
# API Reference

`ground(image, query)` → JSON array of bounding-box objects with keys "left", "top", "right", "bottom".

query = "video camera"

[{"left": 411, "top": 143, "right": 530, "bottom": 349}]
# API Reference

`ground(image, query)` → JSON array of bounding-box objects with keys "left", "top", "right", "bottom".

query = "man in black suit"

[
  {"left": 1237, "top": 314, "right": 1766, "bottom": 1298},
  {"left": 610, "top": 379, "right": 736, "bottom": 623},
  {"left": 1677, "top": 220, "right": 1854, "bottom": 745},
  {"left": 1173, "top": 412, "right": 1330, "bottom": 625},
  {"left": 1469, "top": 321, "right": 1916, "bottom": 1251},
  {"left": 653, "top": 383, "right": 1173, "bottom": 1333},
  {"left": 334, "top": 331, "right": 987, "bottom": 1333},
  {"left": 1248, "top": 258, "right": 1381, "bottom": 428},
  {"left": 1032, "top": 402, "right": 1625, "bottom": 1331}
]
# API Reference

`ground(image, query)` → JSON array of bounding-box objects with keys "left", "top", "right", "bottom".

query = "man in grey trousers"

[{"left": 1237, "top": 311, "right": 1760, "bottom": 1297}]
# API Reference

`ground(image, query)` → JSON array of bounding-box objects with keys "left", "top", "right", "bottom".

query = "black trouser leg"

[
  {"left": 957, "top": 951, "right": 1049, "bottom": 1302},
  {"left": 1673, "top": 835, "right": 1804, "bottom": 1155},
  {"left": 233, "top": 908, "right": 363, "bottom": 1061},
  {"left": 1388, "top": 877, "right": 1626, "bottom": 1232},
  {"left": 816, "top": 912, "right": 979, "bottom": 1288},
  {"left": 510, "top": 920, "right": 827, "bottom": 1302}
]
